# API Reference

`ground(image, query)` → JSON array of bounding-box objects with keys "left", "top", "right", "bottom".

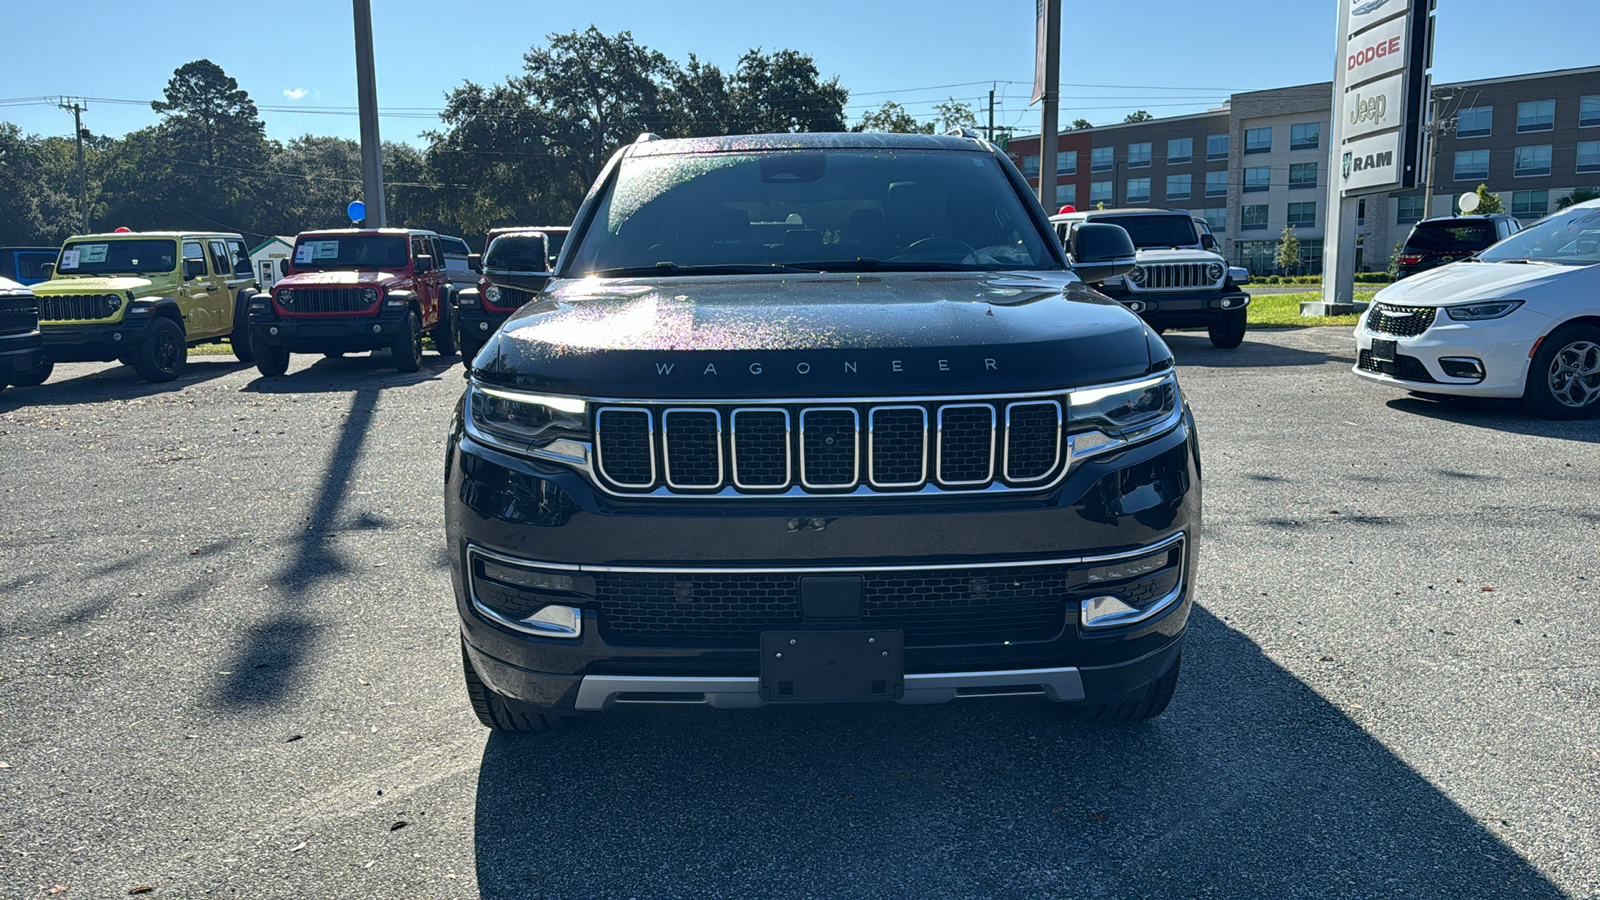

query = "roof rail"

[
  {"left": 635, "top": 132, "right": 663, "bottom": 143},
  {"left": 945, "top": 127, "right": 982, "bottom": 140}
]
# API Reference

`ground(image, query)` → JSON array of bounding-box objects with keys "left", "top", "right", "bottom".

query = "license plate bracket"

[
  {"left": 1371, "top": 338, "right": 1397, "bottom": 363},
  {"left": 760, "top": 631, "right": 903, "bottom": 703}
]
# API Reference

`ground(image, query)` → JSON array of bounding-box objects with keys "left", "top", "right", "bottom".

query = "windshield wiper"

[
  {"left": 1496, "top": 258, "right": 1566, "bottom": 266},
  {"left": 783, "top": 258, "right": 1000, "bottom": 273},
  {"left": 586, "top": 263, "right": 810, "bottom": 278}
]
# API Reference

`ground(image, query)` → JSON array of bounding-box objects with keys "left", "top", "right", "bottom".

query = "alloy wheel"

[
  {"left": 1547, "top": 340, "right": 1600, "bottom": 409},
  {"left": 155, "top": 330, "right": 180, "bottom": 371}
]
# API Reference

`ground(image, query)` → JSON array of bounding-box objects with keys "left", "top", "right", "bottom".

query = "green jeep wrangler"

[{"left": 17, "top": 231, "right": 259, "bottom": 385}]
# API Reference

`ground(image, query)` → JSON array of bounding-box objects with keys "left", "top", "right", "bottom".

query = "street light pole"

[
  {"left": 1035, "top": 0, "right": 1061, "bottom": 207},
  {"left": 352, "top": 0, "right": 387, "bottom": 227}
]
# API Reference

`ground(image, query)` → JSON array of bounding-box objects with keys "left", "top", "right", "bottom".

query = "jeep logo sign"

[
  {"left": 1332, "top": 0, "right": 1428, "bottom": 197},
  {"left": 1342, "top": 73, "right": 1403, "bottom": 141}
]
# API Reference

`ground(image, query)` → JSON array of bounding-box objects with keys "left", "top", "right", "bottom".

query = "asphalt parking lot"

[{"left": 2, "top": 328, "right": 1597, "bottom": 899}]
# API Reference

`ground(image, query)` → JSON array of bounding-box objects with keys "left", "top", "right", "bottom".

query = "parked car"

[
  {"left": 427, "top": 232, "right": 480, "bottom": 293},
  {"left": 447, "top": 132, "right": 1197, "bottom": 733},
  {"left": 248, "top": 228, "right": 456, "bottom": 375},
  {"left": 455, "top": 226, "right": 569, "bottom": 361},
  {"left": 23, "top": 231, "right": 258, "bottom": 384},
  {"left": 1354, "top": 198, "right": 1600, "bottom": 418},
  {"left": 1052, "top": 208, "right": 1250, "bottom": 348},
  {"left": 1396, "top": 214, "right": 1522, "bottom": 278},
  {"left": 0, "top": 247, "right": 60, "bottom": 286},
  {"left": 1189, "top": 217, "right": 1250, "bottom": 285},
  {"left": 0, "top": 276, "right": 45, "bottom": 393}
]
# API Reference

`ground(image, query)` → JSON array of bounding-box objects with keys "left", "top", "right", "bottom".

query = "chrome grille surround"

[
  {"left": 1003, "top": 401, "right": 1064, "bottom": 483},
  {"left": 1366, "top": 303, "right": 1437, "bottom": 338},
  {"left": 1130, "top": 262, "right": 1222, "bottom": 293},
  {"left": 935, "top": 404, "right": 996, "bottom": 486},
  {"left": 866, "top": 405, "right": 928, "bottom": 488},
  {"left": 661, "top": 408, "right": 724, "bottom": 490},
  {"left": 729, "top": 408, "right": 791, "bottom": 490},
  {"left": 594, "top": 407, "right": 656, "bottom": 489},
  {"left": 38, "top": 293, "right": 118, "bottom": 322},
  {"left": 798, "top": 407, "right": 861, "bottom": 490}
]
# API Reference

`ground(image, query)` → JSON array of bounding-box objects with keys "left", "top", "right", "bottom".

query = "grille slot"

[
  {"left": 1004, "top": 401, "right": 1062, "bottom": 482},
  {"left": 38, "top": 294, "right": 115, "bottom": 321},
  {"left": 1139, "top": 263, "right": 1213, "bottom": 291},
  {"left": 936, "top": 404, "right": 996, "bottom": 486},
  {"left": 730, "top": 409, "right": 790, "bottom": 489},
  {"left": 1358, "top": 349, "right": 1438, "bottom": 383},
  {"left": 484, "top": 285, "right": 537, "bottom": 312},
  {"left": 1367, "top": 303, "right": 1436, "bottom": 337},
  {"left": 0, "top": 293, "right": 38, "bottom": 335},
  {"left": 662, "top": 409, "right": 723, "bottom": 489},
  {"left": 868, "top": 406, "right": 927, "bottom": 488},
  {"left": 278, "top": 287, "right": 374, "bottom": 315},
  {"left": 800, "top": 408, "right": 859, "bottom": 489},
  {"left": 595, "top": 408, "right": 655, "bottom": 488}
]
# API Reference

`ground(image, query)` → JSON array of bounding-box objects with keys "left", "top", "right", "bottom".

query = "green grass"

[{"left": 1246, "top": 290, "right": 1375, "bottom": 327}]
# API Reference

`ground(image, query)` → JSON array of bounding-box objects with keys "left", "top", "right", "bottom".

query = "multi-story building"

[{"left": 1009, "top": 64, "right": 1600, "bottom": 274}]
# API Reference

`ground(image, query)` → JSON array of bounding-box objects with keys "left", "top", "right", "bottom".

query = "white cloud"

[{"left": 283, "top": 88, "right": 309, "bottom": 100}]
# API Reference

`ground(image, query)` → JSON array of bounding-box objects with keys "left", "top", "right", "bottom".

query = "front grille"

[
  {"left": 38, "top": 294, "right": 116, "bottom": 321},
  {"left": 0, "top": 293, "right": 38, "bottom": 335},
  {"left": 277, "top": 287, "right": 374, "bottom": 315},
  {"left": 1358, "top": 349, "right": 1438, "bottom": 383},
  {"left": 1367, "top": 303, "right": 1436, "bottom": 337},
  {"left": 485, "top": 286, "right": 537, "bottom": 312},
  {"left": 592, "top": 397, "right": 1065, "bottom": 495},
  {"left": 1136, "top": 263, "right": 1216, "bottom": 291}
]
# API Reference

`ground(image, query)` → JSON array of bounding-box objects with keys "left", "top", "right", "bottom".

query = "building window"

[
  {"left": 1513, "top": 144, "right": 1552, "bottom": 177},
  {"left": 1578, "top": 141, "right": 1600, "bottom": 174},
  {"left": 1244, "top": 166, "right": 1270, "bottom": 192},
  {"left": 1207, "top": 134, "right": 1229, "bottom": 160},
  {"left": 1245, "top": 127, "right": 1272, "bottom": 154},
  {"left": 1090, "top": 180, "right": 1113, "bottom": 205},
  {"left": 1357, "top": 198, "right": 1366, "bottom": 226},
  {"left": 1288, "top": 162, "right": 1318, "bottom": 189},
  {"left": 1167, "top": 137, "right": 1193, "bottom": 165},
  {"left": 1238, "top": 240, "right": 1276, "bottom": 273},
  {"left": 1057, "top": 150, "right": 1077, "bottom": 175},
  {"left": 1396, "top": 195, "right": 1426, "bottom": 223},
  {"left": 1126, "top": 177, "right": 1151, "bottom": 203},
  {"left": 1205, "top": 170, "right": 1228, "bottom": 197},
  {"left": 1242, "top": 204, "right": 1269, "bottom": 230},
  {"left": 1203, "top": 207, "right": 1226, "bottom": 232},
  {"left": 1127, "top": 142, "right": 1152, "bottom": 168},
  {"left": 1021, "top": 155, "right": 1040, "bottom": 178},
  {"left": 1454, "top": 149, "right": 1489, "bottom": 181},
  {"left": 1286, "top": 201, "right": 1316, "bottom": 226},
  {"left": 1290, "top": 122, "right": 1320, "bottom": 151},
  {"left": 1166, "top": 174, "right": 1191, "bottom": 200},
  {"left": 1456, "top": 106, "right": 1492, "bottom": 138},
  {"left": 1055, "top": 183, "right": 1077, "bottom": 208},
  {"left": 1091, "top": 146, "right": 1114, "bottom": 172},
  {"left": 1297, "top": 239, "right": 1324, "bottom": 273},
  {"left": 1512, "top": 189, "right": 1549, "bottom": 217},
  {"left": 1516, "top": 99, "right": 1555, "bottom": 133},
  {"left": 1583, "top": 96, "right": 1600, "bottom": 128}
]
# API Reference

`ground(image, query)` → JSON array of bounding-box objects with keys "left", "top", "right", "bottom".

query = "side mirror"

[
  {"left": 1069, "top": 223, "right": 1138, "bottom": 284},
  {"left": 184, "top": 258, "right": 206, "bottom": 279},
  {"left": 467, "top": 253, "right": 482, "bottom": 273},
  {"left": 414, "top": 254, "right": 434, "bottom": 273},
  {"left": 1200, "top": 233, "right": 1218, "bottom": 251},
  {"left": 41, "top": 262, "right": 55, "bottom": 278}
]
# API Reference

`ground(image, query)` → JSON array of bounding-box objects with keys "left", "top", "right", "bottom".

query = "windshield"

[
  {"left": 291, "top": 235, "right": 409, "bottom": 270},
  {"left": 1406, "top": 220, "right": 1497, "bottom": 252},
  {"left": 485, "top": 235, "right": 551, "bottom": 270},
  {"left": 56, "top": 239, "right": 177, "bottom": 276},
  {"left": 565, "top": 148, "right": 1057, "bottom": 275},
  {"left": 1477, "top": 207, "right": 1600, "bottom": 266},
  {"left": 1090, "top": 215, "right": 1198, "bottom": 250}
]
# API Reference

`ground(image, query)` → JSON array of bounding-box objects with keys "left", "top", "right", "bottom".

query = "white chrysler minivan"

[{"left": 1353, "top": 199, "right": 1600, "bottom": 419}]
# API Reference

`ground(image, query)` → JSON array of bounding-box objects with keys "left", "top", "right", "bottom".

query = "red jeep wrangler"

[{"left": 248, "top": 228, "right": 457, "bottom": 375}]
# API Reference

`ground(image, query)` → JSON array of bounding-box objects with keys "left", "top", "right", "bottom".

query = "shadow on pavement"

[
  {"left": 1386, "top": 395, "right": 1600, "bottom": 444},
  {"left": 1163, "top": 331, "right": 1356, "bottom": 369},
  {"left": 236, "top": 352, "right": 461, "bottom": 395},
  {"left": 471, "top": 607, "right": 1562, "bottom": 899},
  {"left": 0, "top": 358, "right": 250, "bottom": 409}
]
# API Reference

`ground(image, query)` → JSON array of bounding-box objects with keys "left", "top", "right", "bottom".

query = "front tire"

[
  {"left": 1524, "top": 324, "right": 1600, "bottom": 419},
  {"left": 430, "top": 301, "right": 459, "bottom": 356},
  {"left": 9, "top": 360, "right": 53, "bottom": 387},
  {"left": 462, "top": 640, "right": 563, "bottom": 733},
  {"left": 392, "top": 309, "right": 423, "bottom": 373},
  {"left": 131, "top": 318, "right": 187, "bottom": 382},
  {"left": 254, "top": 334, "right": 290, "bottom": 377},
  {"left": 1065, "top": 656, "right": 1180, "bottom": 724},
  {"left": 230, "top": 292, "right": 256, "bottom": 363},
  {"left": 1208, "top": 308, "right": 1247, "bottom": 349}
]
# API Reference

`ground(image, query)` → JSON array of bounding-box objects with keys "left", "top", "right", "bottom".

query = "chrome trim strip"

[
  {"left": 935, "top": 403, "right": 996, "bottom": 487},
  {"left": 1002, "top": 400, "right": 1063, "bottom": 484},
  {"left": 573, "top": 667, "right": 1087, "bottom": 710},
  {"left": 467, "top": 376, "right": 1155, "bottom": 408},
  {"left": 594, "top": 407, "right": 656, "bottom": 489},
  {"left": 464, "top": 547, "right": 584, "bottom": 639},
  {"left": 866, "top": 405, "right": 928, "bottom": 489},
  {"left": 465, "top": 530, "right": 1185, "bottom": 576},
  {"left": 729, "top": 407, "right": 792, "bottom": 490},
  {"left": 661, "top": 407, "right": 724, "bottom": 491},
  {"left": 798, "top": 407, "right": 860, "bottom": 490}
]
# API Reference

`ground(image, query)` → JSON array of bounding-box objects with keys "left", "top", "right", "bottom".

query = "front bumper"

[
  {"left": 249, "top": 310, "right": 408, "bottom": 353},
  {"left": 1103, "top": 287, "right": 1250, "bottom": 328},
  {"left": 0, "top": 331, "right": 45, "bottom": 376},
  {"left": 1352, "top": 307, "right": 1548, "bottom": 398},
  {"left": 458, "top": 302, "right": 514, "bottom": 339},
  {"left": 447, "top": 407, "right": 1200, "bottom": 713},
  {"left": 39, "top": 319, "right": 153, "bottom": 363}
]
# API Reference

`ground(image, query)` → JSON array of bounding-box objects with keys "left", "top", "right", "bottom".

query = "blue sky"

[{"left": 2, "top": 0, "right": 1595, "bottom": 146}]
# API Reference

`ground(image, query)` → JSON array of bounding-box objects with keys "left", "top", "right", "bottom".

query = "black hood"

[{"left": 471, "top": 271, "right": 1161, "bottom": 398}]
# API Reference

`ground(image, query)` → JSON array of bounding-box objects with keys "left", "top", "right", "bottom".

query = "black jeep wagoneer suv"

[{"left": 445, "top": 132, "right": 1200, "bottom": 731}]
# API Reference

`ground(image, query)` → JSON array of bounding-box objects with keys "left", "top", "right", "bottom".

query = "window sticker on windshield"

[
  {"left": 311, "top": 240, "right": 342, "bottom": 260},
  {"left": 59, "top": 250, "right": 81, "bottom": 269},
  {"left": 79, "top": 244, "right": 108, "bottom": 264},
  {"left": 294, "top": 244, "right": 314, "bottom": 264}
]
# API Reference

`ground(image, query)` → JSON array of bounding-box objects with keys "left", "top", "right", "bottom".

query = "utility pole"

[
  {"left": 1422, "top": 89, "right": 1456, "bottom": 217},
  {"left": 1034, "top": 0, "right": 1062, "bottom": 207},
  {"left": 352, "top": 0, "right": 387, "bottom": 226},
  {"left": 58, "top": 97, "right": 90, "bottom": 233},
  {"left": 987, "top": 88, "right": 995, "bottom": 143}
]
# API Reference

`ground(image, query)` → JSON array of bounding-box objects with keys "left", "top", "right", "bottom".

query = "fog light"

[
  {"left": 483, "top": 561, "right": 574, "bottom": 592},
  {"left": 1124, "top": 300, "right": 1146, "bottom": 314},
  {"left": 372, "top": 324, "right": 383, "bottom": 334},
  {"left": 1439, "top": 357, "right": 1485, "bottom": 380},
  {"left": 1220, "top": 297, "right": 1239, "bottom": 309},
  {"left": 269, "top": 326, "right": 279, "bottom": 336},
  {"left": 517, "top": 604, "right": 581, "bottom": 638},
  {"left": 112, "top": 332, "right": 123, "bottom": 342},
  {"left": 479, "top": 321, "right": 489, "bottom": 331}
]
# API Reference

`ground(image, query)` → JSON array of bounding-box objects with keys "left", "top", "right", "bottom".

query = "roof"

[
  {"left": 0, "top": 246, "right": 59, "bottom": 253},
  {"left": 292, "top": 228, "right": 434, "bottom": 237},
  {"left": 487, "top": 226, "right": 571, "bottom": 239},
  {"left": 248, "top": 235, "right": 294, "bottom": 256},
  {"left": 625, "top": 132, "right": 990, "bottom": 157},
  {"left": 1050, "top": 208, "right": 1194, "bottom": 220},
  {"left": 66, "top": 230, "right": 242, "bottom": 240},
  {"left": 0, "top": 275, "right": 27, "bottom": 293}
]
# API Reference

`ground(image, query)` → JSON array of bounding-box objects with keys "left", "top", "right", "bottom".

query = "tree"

[
  {"left": 727, "top": 49, "right": 849, "bottom": 134},
  {"left": 931, "top": 97, "right": 977, "bottom": 134},
  {"left": 1123, "top": 110, "right": 1153, "bottom": 123},
  {"left": 852, "top": 101, "right": 933, "bottom": 134},
  {"left": 1556, "top": 186, "right": 1600, "bottom": 210},
  {"left": 1070, "top": 118, "right": 1093, "bottom": 130},
  {"left": 1468, "top": 183, "right": 1504, "bottom": 215},
  {"left": 0, "top": 125, "right": 83, "bottom": 244},
  {"left": 1276, "top": 225, "right": 1301, "bottom": 275}
]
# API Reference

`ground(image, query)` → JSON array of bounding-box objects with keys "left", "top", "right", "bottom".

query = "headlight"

[
  {"left": 1066, "top": 372, "right": 1180, "bottom": 459},
  {"left": 1128, "top": 267, "right": 1146, "bottom": 285},
  {"left": 1206, "top": 262, "right": 1225, "bottom": 281},
  {"left": 362, "top": 287, "right": 380, "bottom": 305},
  {"left": 1445, "top": 300, "right": 1523, "bottom": 321},
  {"left": 104, "top": 293, "right": 122, "bottom": 313},
  {"left": 467, "top": 384, "right": 588, "bottom": 461},
  {"left": 484, "top": 284, "right": 502, "bottom": 304},
  {"left": 278, "top": 289, "right": 295, "bottom": 306}
]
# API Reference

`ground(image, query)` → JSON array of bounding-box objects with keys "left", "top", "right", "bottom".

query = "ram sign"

[{"left": 1332, "top": 0, "right": 1433, "bottom": 196}]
